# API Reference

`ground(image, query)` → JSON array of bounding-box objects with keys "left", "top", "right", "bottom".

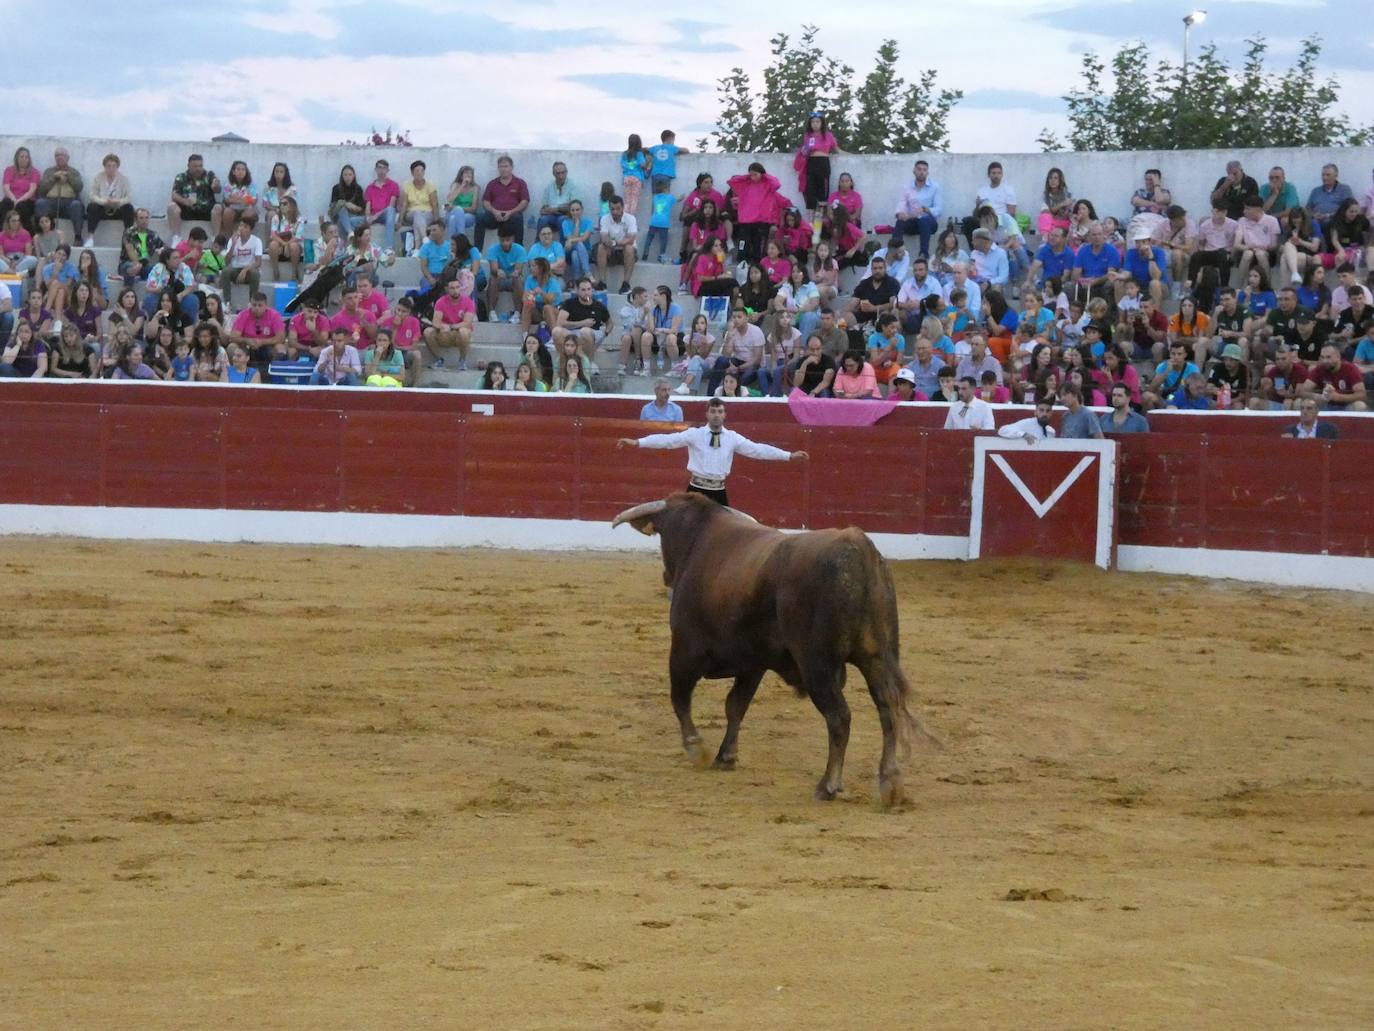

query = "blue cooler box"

[
  {"left": 273, "top": 281, "right": 298, "bottom": 315},
  {"left": 0, "top": 275, "right": 22, "bottom": 308},
  {"left": 267, "top": 358, "right": 314, "bottom": 385}
]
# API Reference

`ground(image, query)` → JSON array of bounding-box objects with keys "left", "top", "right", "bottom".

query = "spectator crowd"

[{"left": 0, "top": 129, "right": 1370, "bottom": 433}]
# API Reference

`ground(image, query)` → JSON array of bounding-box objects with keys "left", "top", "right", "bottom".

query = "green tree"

[
  {"left": 701, "top": 26, "right": 959, "bottom": 154},
  {"left": 1040, "top": 35, "right": 1371, "bottom": 151}
]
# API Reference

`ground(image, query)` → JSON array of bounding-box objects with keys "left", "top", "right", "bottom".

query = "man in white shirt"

[
  {"left": 943, "top": 376, "right": 996, "bottom": 430},
  {"left": 866, "top": 235, "right": 910, "bottom": 285},
  {"left": 618, "top": 397, "right": 808, "bottom": 506},
  {"left": 596, "top": 196, "right": 638, "bottom": 293},
  {"left": 997, "top": 399, "right": 1057, "bottom": 443},
  {"left": 218, "top": 215, "right": 262, "bottom": 297},
  {"left": 963, "top": 160, "right": 1017, "bottom": 240},
  {"left": 897, "top": 256, "right": 941, "bottom": 332}
]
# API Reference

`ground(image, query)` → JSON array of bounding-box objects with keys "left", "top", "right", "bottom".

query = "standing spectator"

[
  {"left": 643, "top": 183, "right": 674, "bottom": 264},
  {"left": 228, "top": 291, "right": 286, "bottom": 368},
  {"left": 167, "top": 153, "right": 221, "bottom": 238},
  {"left": 1100, "top": 384, "right": 1150, "bottom": 433},
  {"left": 649, "top": 129, "right": 688, "bottom": 193},
  {"left": 312, "top": 327, "right": 363, "bottom": 386},
  {"left": 1306, "top": 163, "right": 1353, "bottom": 227},
  {"left": 1301, "top": 343, "right": 1368, "bottom": 410},
  {"left": 641, "top": 379, "right": 684, "bottom": 422},
  {"left": 728, "top": 163, "right": 784, "bottom": 264},
  {"left": 444, "top": 165, "right": 479, "bottom": 240},
  {"left": 475, "top": 155, "right": 530, "bottom": 249},
  {"left": 363, "top": 159, "right": 400, "bottom": 250},
  {"left": 1058, "top": 385, "right": 1105, "bottom": 438},
  {"left": 328, "top": 164, "right": 366, "bottom": 237},
  {"left": 1210, "top": 159, "right": 1259, "bottom": 220},
  {"left": 1038, "top": 167, "right": 1073, "bottom": 236},
  {"left": 260, "top": 162, "right": 295, "bottom": 221},
  {"left": 34, "top": 146, "right": 84, "bottom": 244},
  {"left": 536, "top": 161, "right": 581, "bottom": 238},
  {"left": 619, "top": 134, "right": 652, "bottom": 221},
  {"left": 942, "top": 376, "right": 995, "bottom": 429},
  {"left": 1, "top": 146, "right": 40, "bottom": 231},
  {"left": 398, "top": 159, "right": 439, "bottom": 253},
  {"left": 893, "top": 160, "right": 942, "bottom": 260},
  {"left": 219, "top": 160, "right": 257, "bottom": 238},
  {"left": 1260, "top": 166, "right": 1300, "bottom": 224},
  {"left": 84, "top": 154, "right": 134, "bottom": 242},
  {"left": 218, "top": 217, "right": 263, "bottom": 299},
  {"left": 596, "top": 197, "right": 638, "bottom": 293},
  {"left": 797, "top": 113, "right": 842, "bottom": 225},
  {"left": 1189, "top": 204, "right": 1238, "bottom": 310}
]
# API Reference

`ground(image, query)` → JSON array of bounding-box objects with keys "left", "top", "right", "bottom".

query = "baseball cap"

[
  {"left": 894, "top": 367, "right": 917, "bottom": 385},
  {"left": 1296, "top": 311, "right": 1316, "bottom": 323},
  {"left": 1131, "top": 227, "right": 1152, "bottom": 241}
]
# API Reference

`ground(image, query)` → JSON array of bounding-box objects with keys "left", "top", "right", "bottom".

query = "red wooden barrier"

[{"left": 3, "top": 395, "right": 1372, "bottom": 559}]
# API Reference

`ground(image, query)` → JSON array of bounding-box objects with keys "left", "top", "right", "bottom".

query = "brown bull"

[{"left": 612, "top": 492, "right": 927, "bottom": 806}]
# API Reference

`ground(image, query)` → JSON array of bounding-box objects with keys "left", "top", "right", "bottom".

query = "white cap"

[{"left": 1132, "top": 227, "right": 1153, "bottom": 241}]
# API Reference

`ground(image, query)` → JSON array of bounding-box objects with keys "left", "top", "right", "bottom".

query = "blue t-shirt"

[
  {"left": 1353, "top": 338, "right": 1374, "bottom": 363},
  {"left": 649, "top": 192, "right": 674, "bottom": 229},
  {"left": 1153, "top": 360, "right": 1200, "bottom": 397},
  {"left": 1075, "top": 245, "right": 1120, "bottom": 279},
  {"left": 1169, "top": 392, "right": 1210, "bottom": 410},
  {"left": 649, "top": 143, "right": 681, "bottom": 180},
  {"left": 417, "top": 238, "right": 451, "bottom": 275},
  {"left": 1238, "top": 289, "right": 1277, "bottom": 317},
  {"left": 620, "top": 151, "right": 649, "bottom": 182},
  {"left": 1296, "top": 285, "right": 1329, "bottom": 312},
  {"left": 639, "top": 399, "right": 684, "bottom": 422},
  {"left": 652, "top": 302, "right": 682, "bottom": 330},
  {"left": 1123, "top": 245, "right": 1170, "bottom": 286},
  {"left": 171, "top": 355, "right": 194, "bottom": 381},
  {"left": 1034, "top": 243, "right": 1075, "bottom": 283},
  {"left": 523, "top": 275, "right": 563, "bottom": 305},
  {"left": 485, "top": 242, "right": 527, "bottom": 274},
  {"left": 560, "top": 216, "right": 594, "bottom": 242},
  {"left": 527, "top": 240, "right": 565, "bottom": 267}
]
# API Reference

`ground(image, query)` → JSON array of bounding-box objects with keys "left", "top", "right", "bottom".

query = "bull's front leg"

[
  {"left": 669, "top": 650, "right": 707, "bottom": 768},
  {"left": 713, "top": 669, "right": 764, "bottom": 770}
]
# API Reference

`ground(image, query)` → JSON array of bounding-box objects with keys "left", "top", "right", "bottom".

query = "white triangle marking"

[{"left": 989, "top": 454, "right": 1096, "bottom": 520}]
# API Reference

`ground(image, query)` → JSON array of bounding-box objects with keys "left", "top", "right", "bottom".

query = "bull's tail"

[{"left": 889, "top": 666, "right": 943, "bottom": 762}]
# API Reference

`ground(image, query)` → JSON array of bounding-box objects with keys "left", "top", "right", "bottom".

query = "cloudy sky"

[{"left": 6, "top": 0, "right": 1372, "bottom": 153}]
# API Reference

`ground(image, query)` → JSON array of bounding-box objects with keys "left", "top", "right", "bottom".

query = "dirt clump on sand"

[{"left": 1, "top": 540, "right": 1371, "bottom": 1028}]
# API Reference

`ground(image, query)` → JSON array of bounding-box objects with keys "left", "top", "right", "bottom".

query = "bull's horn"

[{"left": 611, "top": 499, "right": 667, "bottom": 530}]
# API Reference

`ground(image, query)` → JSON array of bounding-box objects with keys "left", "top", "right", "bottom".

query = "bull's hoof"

[
  {"left": 813, "top": 781, "right": 841, "bottom": 802},
  {"left": 879, "top": 774, "right": 907, "bottom": 809},
  {"left": 711, "top": 755, "right": 737, "bottom": 771},
  {"left": 684, "top": 739, "right": 710, "bottom": 769}
]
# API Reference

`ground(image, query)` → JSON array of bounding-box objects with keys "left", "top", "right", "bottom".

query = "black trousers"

[
  {"left": 687, "top": 482, "right": 728, "bottom": 506},
  {"left": 803, "top": 155, "right": 831, "bottom": 210}
]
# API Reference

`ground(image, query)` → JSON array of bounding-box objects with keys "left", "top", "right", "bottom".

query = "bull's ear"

[{"left": 611, "top": 500, "right": 667, "bottom": 536}]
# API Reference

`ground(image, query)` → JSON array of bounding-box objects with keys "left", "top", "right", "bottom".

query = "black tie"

[{"left": 710, "top": 430, "right": 721, "bottom": 448}]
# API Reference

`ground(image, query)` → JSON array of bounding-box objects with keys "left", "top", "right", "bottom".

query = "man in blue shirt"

[
  {"left": 1144, "top": 341, "right": 1199, "bottom": 409},
  {"left": 969, "top": 229, "right": 1008, "bottom": 287},
  {"left": 1306, "top": 163, "right": 1353, "bottom": 227},
  {"left": 1167, "top": 373, "right": 1212, "bottom": 410},
  {"left": 904, "top": 335, "right": 944, "bottom": 397},
  {"left": 1100, "top": 383, "right": 1150, "bottom": 433},
  {"left": 894, "top": 160, "right": 943, "bottom": 259},
  {"left": 1025, "top": 226, "right": 1075, "bottom": 291},
  {"left": 1058, "top": 385, "right": 1104, "bottom": 439},
  {"left": 1073, "top": 223, "right": 1120, "bottom": 302},
  {"left": 1117, "top": 228, "right": 1169, "bottom": 306},
  {"left": 640, "top": 379, "right": 685, "bottom": 422},
  {"left": 416, "top": 221, "right": 452, "bottom": 288},
  {"left": 484, "top": 224, "right": 527, "bottom": 322},
  {"left": 649, "top": 130, "right": 690, "bottom": 191}
]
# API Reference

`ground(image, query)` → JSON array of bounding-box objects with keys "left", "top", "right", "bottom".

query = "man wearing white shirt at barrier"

[
  {"left": 997, "top": 399, "right": 1057, "bottom": 443},
  {"left": 943, "top": 376, "right": 996, "bottom": 430},
  {"left": 618, "top": 397, "right": 808, "bottom": 507}
]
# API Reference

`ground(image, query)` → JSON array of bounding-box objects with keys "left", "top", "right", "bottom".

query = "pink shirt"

[
  {"left": 0, "top": 228, "right": 32, "bottom": 255},
  {"left": 434, "top": 294, "right": 476, "bottom": 325},
  {"left": 290, "top": 311, "right": 332, "bottom": 347},
  {"left": 827, "top": 189, "right": 862, "bottom": 220},
  {"left": 358, "top": 288, "right": 389, "bottom": 319},
  {"left": 1234, "top": 213, "right": 1280, "bottom": 249},
  {"left": 802, "top": 131, "right": 838, "bottom": 155},
  {"left": 331, "top": 307, "right": 377, "bottom": 342},
  {"left": 379, "top": 313, "right": 422, "bottom": 350},
  {"left": 3, "top": 166, "right": 40, "bottom": 200},
  {"left": 834, "top": 362, "right": 880, "bottom": 398},
  {"left": 1196, "top": 217, "right": 1237, "bottom": 252},
  {"left": 232, "top": 307, "right": 285, "bottom": 339},
  {"left": 760, "top": 256, "right": 792, "bottom": 285},
  {"left": 365, "top": 178, "right": 399, "bottom": 215}
]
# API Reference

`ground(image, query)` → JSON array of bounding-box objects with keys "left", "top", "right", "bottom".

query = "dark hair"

[
  {"left": 748, "top": 162, "right": 766, "bottom": 175},
  {"left": 1244, "top": 195, "right": 1263, "bottom": 208},
  {"left": 937, "top": 366, "right": 955, "bottom": 379},
  {"left": 338, "top": 164, "right": 356, "bottom": 186},
  {"left": 497, "top": 223, "right": 516, "bottom": 239},
  {"left": 410, "top": 160, "right": 426, "bottom": 172},
  {"left": 480, "top": 361, "right": 507, "bottom": 390},
  {"left": 228, "top": 160, "right": 251, "bottom": 186},
  {"left": 707, "top": 397, "right": 726, "bottom": 409},
  {"left": 270, "top": 162, "right": 292, "bottom": 188},
  {"left": 661, "top": 129, "right": 675, "bottom": 142},
  {"left": 987, "top": 161, "right": 1003, "bottom": 174},
  {"left": 876, "top": 312, "right": 899, "bottom": 330},
  {"left": 251, "top": 291, "right": 268, "bottom": 303},
  {"left": 1165, "top": 204, "right": 1187, "bottom": 220},
  {"left": 958, "top": 375, "right": 977, "bottom": 388},
  {"left": 625, "top": 134, "right": 643, "bottom": 160},
  {"left": 1145, "top": 167, "right": 1162, "bottom": 178}
]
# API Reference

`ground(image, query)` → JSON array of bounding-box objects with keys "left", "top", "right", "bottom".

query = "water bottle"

[{"left": 1218, "top": 382, "right": 1231, "bottom": 409}]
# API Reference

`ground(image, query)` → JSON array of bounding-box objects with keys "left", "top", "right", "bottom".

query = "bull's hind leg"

[
  {"left": 857, "top": 656, "right": 910, "bottom": 808},
  {"left": 713, "top": 669, "right": 764, "bottom": 770},
  {"left": 803, "top": 666, "right": 850, "bottom": 801},
  {"left": 669, "top": 652, "right": 708, "bottom": 768}
]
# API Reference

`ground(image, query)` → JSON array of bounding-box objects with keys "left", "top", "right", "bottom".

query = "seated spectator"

[
  {"left": 535, "top": 161, "right": 581, "bottom": 238},
  {"left": 268, "top": 196, "right": 306, "bottom": 282},
  {"left": 1071, "top": 223, "right": 1119, "bottom": 303},
  {"left": 1189, "top": 205, "right": 1238, "bottom": 310},
  {"left": 865, "top": 312, "right": 904, "bottom": 387},
  {"left": 962, "top": 161, "right": 1017, "bottom": 241},
  {"left": 313, "top": 327, "right": 362, "bottom": 386},
  {"left": 596, "top": 196, "right": 637, "bottom": 292},
  {"left": 555, "top": 353, "right": 593, "bottom": 394},
  {"left": 1100, "top": 383, "right": 1150, "bottom": 433},
  {"left": 1322, "top": 198, "right": 1367, "bottom": 270},
  {"left": 398, "top": 160, "right": 439, "bottom": 253},
  {"left": 1025, "top": 227, "right": 1075, "bottom": 294},
  {"left": 1211, "top": 159, "right": 1259, "bottom": 220},
  {"left": 527, "top": 223, "right": 567, "bottom": 280},
  {"left": 34, "top": 147, "right": 84, "bottom": 244},
  {"left": 809, "top": 241, "right": 840, "bottom": 305},
  {"left": 787, "top": 334, "right": 836, "bottom": 397},
  {"left": 560, "top": 199, "right": 596, "bottom": 286},
  {"left": 689, "top": 237, "right": 735, "bottom": 299},
  {"left": 219, "top": 160, "right": 257, "bottom": 238},
  {"left": 1250, "top": 342, "right": 1308, "bottom": 410},
  {"left": 997, "top": 399, "right": 1056, "bottom": 442},
  {"left": 705, "top": 307, "right": 766, "bottom": 393},
  {"left": 1037, "top": 167, "right": 1073, "bottom": 237},
  {"left": 1296, "top": 264, "right": 1330, "bottom": 321},
  {"left": 364, "top": 328, "right": 406, "bottom": 387},
  {"left": 1352, "top": 317, "right": 1374, "bottom": 388},
  {"left": 930, "top": 228, "right": 968, "bottom": 284},
  {"left": 1306, "top": 163, "right": 1353, "bottom": 227},
  {"left": 476, "top": 155, "right": 530, "bottom": 249},
  {"left": 1129, "top": 168, "right": 1172, "bottom": 225},
  {"left": 1125, "top": 296, "right": 1169, "bottom": 363},
  {"left": 1117, "top": 229, "right": 1168, "bottom": 305},
  {"left": 444, "top": 165, "right": 479, "bottom": 240},
  {"left": 328, "top": 164, "right": 366, "bottom": 237},
  {"left": 641, "top": 379, "right": 684, "bottom": 422},
  {"left": 865, "top": 234, "right": 907, "bottom": 284},
  {"left": 191, "top": 322, "right": 228, "bottom": 381},
  {"left": 330, "top": 284, "right": 378, "bottom": 350},
  {"left": 1258, "top": 287, "right": 1308, "bottom": 358},
  {"left": 1, "top": 146, "right": 40, "bottom": 232},
  {"left": 259, "top": 161, "right": 296, "bottom": 219},
  {"left": 617, "top": 285, "right": 653, "bottom": 375},
  {"left": 110, "top": 341, "right": 154, "bottom": 381},
  {"left": 774, "top": 207, "right": 813, "bottom": 263},
  {"left": 678, "top": 172, "right": 728, "bottom": 264},
  {"left": 771, "top": 264, "right": 822, "bottom": 339},
  {"left": 143, "top": 250, "right": 197, "bottom": 322},
  {"left": 0, "top": 209, "right": 36, "bottom": 275},
  {"left": 825, "top": 204, "right": 866, "bottom": 270},
  {"left": 1170, "top": 295, "right": 1212, "bottom": 368},
  {"left": 32, "top": 213, "right": 60, "bottom": 259},
  {"left": 969, "top": 227, "right": 1010, "bottom": 288},
  {"left": 1207, "top": 343, "right": 1250, "bottom": 407},
  {"left": 1168, "top": 372, "right": 1211, "bottom": 410},
  {"left": 85, "top": 153, "right": 134, "bottom": 242},
  {"left": 513, "top": 358, "right": 548, "bottom": 392},
  {"left": 415, "top": 220, "right": 452, "bottom": 290},
  {"left": 1331, "top": 262, "right": 1372, "bottom": 320},
  {"left": 927, "top": 365, "right": 959, "bottom": 403},
  {"left": 521, "top": 257, "right": 563, "bottom": 336},
  {"left": 218, "top": 216, "right": 263, "bottom": 299},
  {"left": 1151, "top": 205, "right": 1196, "bottom": 289},
  {"left": 223, "top": 343, "right": 262, "bottom": 384},
  {"left": 104, "top": 286, "right": 145, "bottom": 342},
  {"left": 424, "top": 278, "right": 476, "bottom": 371},
  {"left": 229, "top": 291, "right": 287, "bottom": 367},
  {"left": 978, "top": 369, "right": 1012, "bottom": 403},
  {"left": 827, "top": 172, "right": 862, "bottom": 230},
  {"left": 647, "top": 285, "right": 684, "bottom": 378},
  {"left": 841, "top": 255, "right": 898, "bottom": 329},
  {"left": 485, "top": 224, "right": 528, "bottom": 322},
  {"left": 64, "top": 281, "right": 102, "bottom": 345},
  {"left": 1279, "top": 206, "right": 1323, "bottom": 287},
  {"left": 1260, "top": 166, "right": 1300, "bottom": 224},
  {"left": 1058, "top": 384, "right": 1104, "bottom": 438},
  {"left": 1, "top": 318, "right": 49, "bottom": 380},
  {"left": 363, "top": 159, "right": 399, "bottom": 250},
  {"left": 677, "top": 315, "right": 718, "bottom": 395},
  {"left": 1292, "top": 311, "right": 1329, "bottom": 364},
  {"left": 1210, "top": 288, "right": 1250, "bottom": 366},
  {"left": 517, "top": 333, "right": 555, "bottom": 389},
  {"left": 897, "top": 256, "right": 942, "bottom": 333},
  {"left": 1283, "top": 395, "right": 1338, "bottom": 438},
  {"left": 955, "top": 332, "right": 1003, "bottom": 385},
  {"left": 38, "top": 243, "right": 77, "bottom": 312},
  {"left": 553, "top": 277, "right": 611, "bottom": 363},
  {"left": 832, "top": 349, "right": 880, "bottom": 399},
  {"left": 890, "top": 367, "right": 926, "bottom": 402},
  {"left": 1144, "top": 341, "right": 1200, "bottom": 409},
  {"left": 1301, "top": 343, "right": 1368, "bottom": 410},
  {"left": 942, "top": 376, "right": 995, "bottom": 429},
  {"left": 761, "top": 238, "right": 794, "bottom": 286},
  {"left": 713, "top": 369, "right": 749, "bottom": 398}
]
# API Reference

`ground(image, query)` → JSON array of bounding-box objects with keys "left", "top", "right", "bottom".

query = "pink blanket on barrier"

[{"left": 786, "top": 389, "right": 903, "bottom": 427}]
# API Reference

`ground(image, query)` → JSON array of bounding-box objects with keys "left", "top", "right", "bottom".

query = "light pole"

[{"left": 1183, "top": 10, "right": 1207, "bottom": 80}]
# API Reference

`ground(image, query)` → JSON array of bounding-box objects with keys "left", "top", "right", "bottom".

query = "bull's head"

[
  {"left": 612, "top": 493, "right": 737, "bottom": 588},
  {"left": 610, "top": 499, "right": 667, "bottom": 536}
]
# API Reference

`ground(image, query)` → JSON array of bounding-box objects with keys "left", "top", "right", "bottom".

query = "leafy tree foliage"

[
  {"left": 1038, "top": 36, "right": 1371, "bottom": 152},
  {"left": 702, "top": 26, "right": 960, "bottom": 154}
]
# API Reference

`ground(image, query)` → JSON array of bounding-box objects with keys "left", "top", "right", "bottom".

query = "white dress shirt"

[
  {"left": 636, "top": 426, "right": 791, "bottom": 479},
  {"left": 997, "top": 417, "right": 1057, "bottom": 441},
  {"left": 943, "top": 397, "right": 996, "bottom": 430}
]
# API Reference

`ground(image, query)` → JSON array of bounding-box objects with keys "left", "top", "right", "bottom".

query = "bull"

[{"left": 612, "top": 492, "right": 928, "bottom": 806}]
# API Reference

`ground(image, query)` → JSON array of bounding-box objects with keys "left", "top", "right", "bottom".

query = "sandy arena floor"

[{"left": 1, "top": 539, "right": 1371, "bottom": 1029}]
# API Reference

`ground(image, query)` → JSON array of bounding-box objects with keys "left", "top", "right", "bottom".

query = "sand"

[{"left": 1, "top": 539, "right": 1371, "bottom": 1030}]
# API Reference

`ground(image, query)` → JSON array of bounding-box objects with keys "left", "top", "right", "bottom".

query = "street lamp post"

[{"left": 1183, "top": 10, "right": 1207, "bottom": 80}]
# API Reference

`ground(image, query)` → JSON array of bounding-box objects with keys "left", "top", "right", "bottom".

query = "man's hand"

[
  {"left": 617, "top": 438, "right": 638, "bottom": 449},
  {"left": 790, "top": 450, "right": 809, "bottom": 461}
]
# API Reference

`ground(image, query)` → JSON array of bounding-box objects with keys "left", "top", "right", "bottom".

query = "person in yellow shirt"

[{"left": 398, "top": 159, "right": 439, "bottom": 255}]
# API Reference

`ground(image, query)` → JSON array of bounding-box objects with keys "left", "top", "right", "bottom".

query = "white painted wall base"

[{"left": 2, "top": 504, "right": 1369, "bottom": 594}]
